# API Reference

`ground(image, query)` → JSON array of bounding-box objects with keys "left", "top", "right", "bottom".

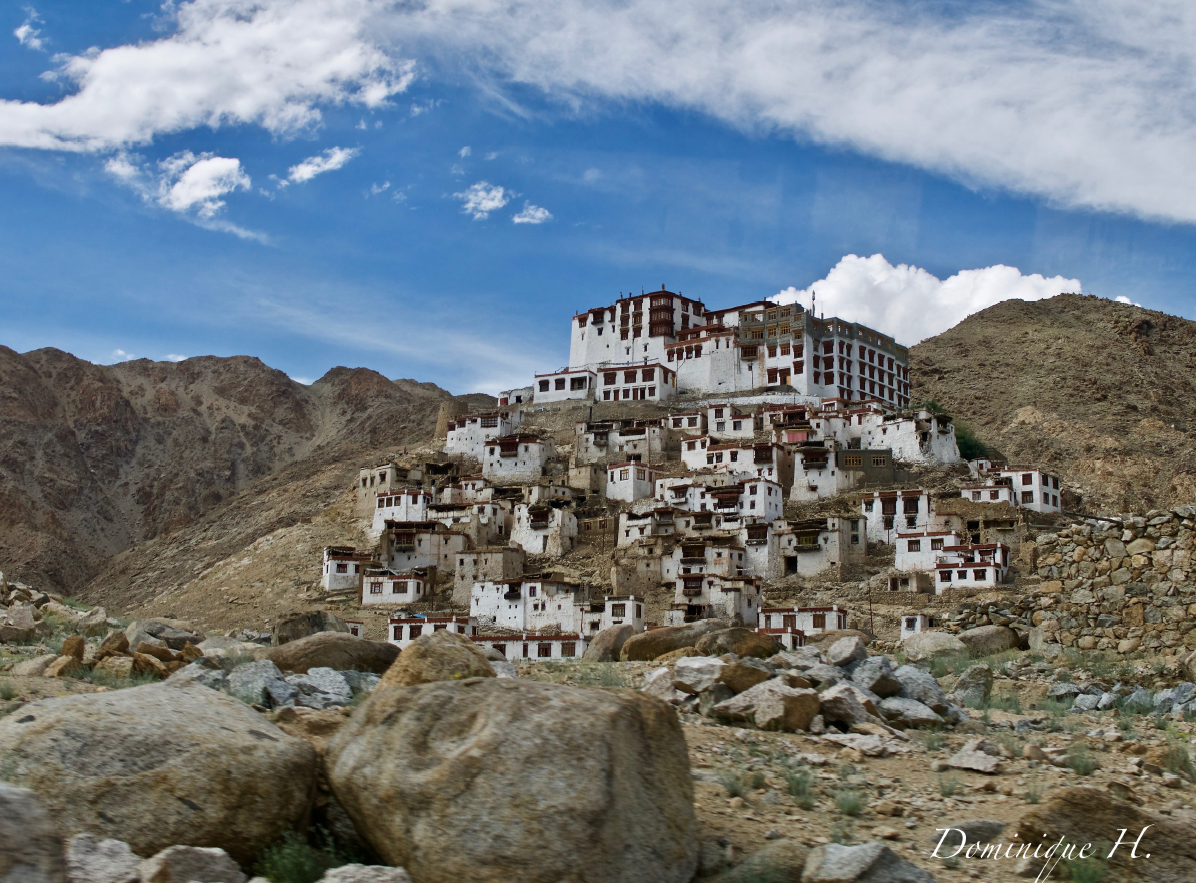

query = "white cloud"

[
  {"left": 104, "top": 150, "right": 260, "bottom": 236},
  {"left": 369, "top": 180, "right": 390, "bottom": 196},
  {"left": 582, "top": 168, "right": 602, "bottom": 183},
  {"left": 111, "top": 348, "right": 136, "bottom": 361},
  {"left": 513, "top": 202, "right": 551, "bottom": 224},
  {"left": 289, "top": 375, "right": 315, "bottom": 385},
  {"left": 165, "top": 353, "right": 187, "bottom": 361},
  {"left": 770, "top": 254, "right": 1081, "bottom": 346},
  {"left": 14, "top": 7, "right": 44, "bottom": 51},
  {"left": 453, "top": 181, "right": 510, "bottom": 219},
  {"left": 458, "top": 145, "right": 471, "bottom": 157},
  {"left": 382, "top": 0, "right": 1196, "bottom": 225},
  {"left": 0, "top": 0, "right": 413, "bottom": 151},
  {"left": 485, "top": 151, "right": 499, "bottom": 160},
  {"left": 285, "top": 146, "right": 359, "bottom": 184},
  {"left": 410, "top": 98, "right": 441, "bottom": 116},
  {"left": 1115, "top": 295, "right": 1143, "bottom": 307}
]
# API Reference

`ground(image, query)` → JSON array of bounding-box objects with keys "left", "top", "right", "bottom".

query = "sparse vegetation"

[
  {"left": 87, "top": 669, "right": 160, "bottom": 690},
  {"left": 782, "top": 765, "right": 817, "bottom": 809},
  {"left": 937, "top": 774, "right": 961, "bottom": 797},
  {"left": 573, "top": 662, "right": 627, "bottom": 688},
  {"left": 718, "top": 770, "right": 751, "bottom": 799},
  {"left": 253, "top": 830, "right": 349, "bottom": 883},
  {"left": 1065, "top": 743, "right": 1099, "bottom": 776},
  {"left": 918, "top": 731, "right": 946, "bottom": 751},
  {"left": 1025, "top": 781, "right": 1043, "bottom": 804},
  {"left": 832, "top": 788, "right": 864, "bottom": 816},
  {"left": 1164, "top": 739, "right": 1196, "bottom": 781},
  {"left": 0, "top": 684, "right": 17, "bottom": 702}
]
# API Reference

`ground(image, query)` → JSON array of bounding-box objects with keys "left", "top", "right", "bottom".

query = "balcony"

[
  {"left": 793, "top": 543, "right": 822, "bottom": 553},
  {"left": 682, "top": 586, "right": 703, "bottom": 597},
  {"left": 680, "top": 556, "right": 706, "bottom": 566}
]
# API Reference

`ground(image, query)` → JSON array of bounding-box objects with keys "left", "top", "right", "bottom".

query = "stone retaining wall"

[{"left": 1026, "top": 505, "right": 1196, "bottom": 654}]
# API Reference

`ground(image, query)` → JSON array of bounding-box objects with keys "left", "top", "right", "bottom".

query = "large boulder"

[
  {"left": 138, "top": 845, "right": 245, "bottom": 883},
  {"left": 377, "top": 631, "right": 495, "bottom": 688},
  {"left": 1017, "top": 787, "right": 1196, "bottom": 881},
  {"left": 710, "top": 840, "right": 808, "bottom": 883},
  {"left": 711, "top": 679, "right": 820, "bottom": 732},
  {"left": 893, "top": 665, "right": 950, "bottom": 714},
  {"left": 0, "top": 680, "right": 316, "bottom": 864},
  {"left": 802, "top": 629, "right": 871, "bottom": 649},
  {"left": 619, "top": 620, "right": 728, "bottom": 662},
  {"left": 693, "top": 628, "right": 780, "bottom": 659},
  {"left": 878, "top": 697, "right": 943, "bottom": 729},
  {"left": 949, "top": 665, "right": 993, "bottom": 708},
  {"left": 582, "top": 624, "right": 636, "bottom": 662},
  {"left": 673, "top": 657, "right": 726, "bottom": 694},
  {"left": 851, "top": 656, "right": 902, "bottom": 698},
  {"left": 65, "top": 834, "right": 141, "bottom": 883},
  {"left": 327, "top": 678, "right": 697, "bottom": 883},
  {"left": 956, "top": 625, "right": 1018, "bottom": 658},
  {"left": 268, "top": 631, "right": 398, "bottom": 674},
  {"left": 902, "top": 631, "right": 966, "bottom": 661},
  {"left": 803, "top": 842, "right": 936, "bottom": 882},
  {"left": 271, "top": 611, "right": 350, "bottom": 647},
  {"left": 826, "top": 636, "right": 868, "bottom": 668},
  {"left": 0, "top": 783, "right": 66, "bottom": 883}
]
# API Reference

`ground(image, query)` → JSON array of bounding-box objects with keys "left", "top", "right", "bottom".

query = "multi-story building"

[{"left": 444, "top": 409, "right": 523, "bottom": 459}]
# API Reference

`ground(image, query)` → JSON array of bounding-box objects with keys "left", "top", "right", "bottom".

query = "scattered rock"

[
  {"left": 227, "top": 659, "right": 287, "bottom": 705},
  {"left": 44, "top": 655, "right": 86, "bottom": 679},
  {"left": 60, "top": 635, "right": 86, "bottom": 661},
  {"left": 66, "top": 834, "right": 142, "bottom": 883},
  {"left": 0, "top": 783, "right": 67, "bottom": 883},
  {"left": 377, "top": 630, "right": 495, "bottom": 688},
  {"left": 902, "top": 631, "right": 966, "bottom": 661},
  {"left": 138, "top": 845, "right": 246, "bottom": 883},
  {"left": 878, "top": 697, "right": 943, "bottom": 729},
  {"left": 851, "top": 656, "right": 902, "bottom": 698},
  {"left": 673, "top": 657, "right": 726, "bottom": 694},
  {"left": 716, "top": 657, "right": 775, "bottom": 694},
  {"left": 0, "top": 680, "right": 316, "bottom": 863},
  {"left": 947, "top": 739, "right": 1004, "bottom": 775},
  {"left": 949, "top": 665, "right": 993, "bottom": 708},
  {"left": 319, "top": 866, "right": 412, "bottom": 883},
  {"left": 328, "top": 678, "right": 698, "bottom": 883},
  {"left": 268, "top": 632, "right": 399, "bottom": 675},
  {"left": 694, "top": 628, "right": 780, "bottom": 659},
  {"left": 893, "top": 665, "right": 950, "bottom": 714},
  {"left": 709, "top": 839, "right": 808, "bottom": 883},
  {"left": 802, "top": 842, "right": 936, "bottom": 882},
  {"left": 712, "top": 679, "right": 821, "bottom": 731},
  {"left": 619, "top": 619, "right": 727, "bottom": 661},
  {"left": 93, "top": 656, "right": 136, "bottom": 679},
  {"left": 956, "top": 625, "right": 1018, "bottom": 657},
  {"left": 582, "top": 624, "right": 635, "bottom": 662},
  {"left": 826, "top": 636, "right": 868, "bottom": 668},
  {"left": 11, "top": 654, "right": 57, "bottom": 677}
]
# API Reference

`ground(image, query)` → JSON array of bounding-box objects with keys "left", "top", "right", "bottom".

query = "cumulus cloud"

[
  {"left": 14, "top": 7, "right": 44, "bottom": 50},
  {"left": 165, "top": 353, "right": 187, "bottom": 361},
  {"left": 382, "top": 0, "right": 1196, "bottom": 225},
  {"left": 454, "top": 181, "right": 509, "bottom": 219},
  {"left": 104, "top": 151, "right": 260, "bottom": 237},
  {"left": 0, "top": 0, "right": 413, "bottom": 151},
  {"left": 458, "top": 145, "right": 471, "bottom": 157},
  {"left": 513, "top": 202, "right": 552, "bottom": 224},
  {"left": 285, "top": 146, "right": 359, "bottom": 184},
  {"left": 770, "top": 254, "right": 1081, "bottom": 346},
  {"left": 1115, "top": 295, "right": 1143, "bottom": 307},
  {"left": 111, "top": 348, "right": 136, "bottom": 361}
]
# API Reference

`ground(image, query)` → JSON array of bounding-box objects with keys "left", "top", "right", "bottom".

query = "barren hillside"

[
  {"left": 909, "top": 294, "right": 1196, "bottom": 513},
  {"left": 0, "top": 346, "right": 492, "bottom": 593}
]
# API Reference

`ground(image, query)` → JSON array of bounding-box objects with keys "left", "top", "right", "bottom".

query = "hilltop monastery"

[{"left": 322, "top": 287, "right": 1063, "bottom": 660}]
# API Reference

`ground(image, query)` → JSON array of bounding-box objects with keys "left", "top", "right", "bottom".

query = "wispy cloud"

[
  {"left": 458, "top": 145, "right": 471, "bottom": 158},
  {"left": 14, "top": 6, "right": 44, "bottom": 51},
  {"left": 165, "top": 353, "right": 187, "bottom": 361},
  {"left": 771, "top": 254, "right": 1081, "bottom": 346},
  {"left": 513, "top": 202, "right": 551, "bottom": 224},
  {"left": 105, "top": 150, "right": 264, "bottom": 239},
  {"left": 0, "top": 0, "right": 413, "bottom": 151},
  {"left": 111, "top": 348, "right": 136, "bottom": 362},
  {"left": 282, "top": 146, "right": 359, "bottom": 186},
  {"left": 454, "top": 181, "right": 510, "bottom": 219},
  {"left": 368, "top": 180, "right": 390, "bottom": 196}
]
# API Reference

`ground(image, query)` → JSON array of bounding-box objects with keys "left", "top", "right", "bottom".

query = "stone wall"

[{"left": 1025, "top": 505, "right": 1196, "bottom": 655}]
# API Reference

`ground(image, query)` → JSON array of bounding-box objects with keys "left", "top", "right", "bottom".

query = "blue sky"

[{"left": 3, "top": 0, "right": 1195, "bottom": 393}]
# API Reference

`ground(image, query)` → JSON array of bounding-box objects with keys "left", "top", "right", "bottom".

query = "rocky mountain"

[
  {"left": 0, "top": 346, "right": 492, "bottom": 594},
  {"left": 910, "top": 294, "right": 1196, "bottom": 514}
]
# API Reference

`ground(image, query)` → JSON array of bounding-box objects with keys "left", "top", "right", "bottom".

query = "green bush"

[
  {"left": 782, "top": 766, "right": 817, "bottom": 809},
  {"left": 1066, "top": 743, "right": 1099, "bottom": 776},
  {"left": 938, "top": 774, "right": 961, "bottom": 797},
  {"left": 1164, "top": 739, "right": 1196, "bottom": 781},
  {"left": 574, "top": 663, "right": 627, "bottom": 688},
  {"left": 0, "top": 685, "right": 17, "bottom": 702},
  {"left": 832, "top": 788, "right": 864, "bottom": 816},
  {"left": 718, "top": 770, "right": 750, "bottom": 798},
  {"left": 1025, "top": 781, "right": 1043, "bottom": 804},
  {"left": 87, "top": 669, "right": 161, "bottom": 690},
  {"left": 253, "top": 831, "right": 346, "bottom": 883},
  {"left": 953, "top": 422, "right": 987, "bottom": 460}
]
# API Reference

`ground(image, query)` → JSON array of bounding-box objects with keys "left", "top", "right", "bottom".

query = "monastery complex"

[{"left": 322, "top": 286, "right": 1066, "bottom": 659}]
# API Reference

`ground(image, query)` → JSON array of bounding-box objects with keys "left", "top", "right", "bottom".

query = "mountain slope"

[
  {"left": 909, "top": 294, "right": 1196, "bottom": 512},
  {"left": 0, "top": 347, "right": 491, "bottom": 593}
]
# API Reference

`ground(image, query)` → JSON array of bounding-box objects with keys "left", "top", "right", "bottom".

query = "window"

[
  {"left": 940, "top": 571, "right": 952, "bottom": 582},
  {"left": 749, "top": 484, "right": 757, "bottom": 495},
  {"left": 620, "top": 469, "right": 629, "bottom": 480},
  {"left": 1041, "top": 474, "right": 1049, "bottom": 485},
  {"left": 905, "top": 617, "right": 916, "bottom": 629},
  {"left": 1052, "top": 476, "right": 1059, "bottom": 489},
  {"left": 812, "top": 613, "right": 826, "bottom": 629},
  {"left": 561, "top": 642, "right": 576, "bottom": 658},
  {"left": 931, "top": 538, "right": 944, "bottom": 550},
  {"left": 872, "top": 456, "right": 887, "bottom": 467},
  {"left": 973, "top": 569, "right": 987, "bottom": 580},
  {"left": 688, "top": 417, "right": 698, "bottom": 427},
  {"left": 990, "top": 490, "right": 1000, "bottom": 500},
  {"left": 642, "top": 368, "right": 655, "bottom": 381},
  {"left": 907, "top": 540, "right": 921, "bottom": 552},
  {"left": 369, "top": 581, "right": 383, "bottom": 594},
  {"left": 733, "top": 420, "right": 743, "bottom": 430},
  {"left": 714, "top": 408, "right": 724, "bottom": 419},
  {"left": 686, "top": 441, "right": 696, "bottom": 451},
  {"left": 624, "top": 371, "right": 637, "bottom": 383},
  {"left": 1022, "top": 491, "right": 1034, "bottom": 504},
  {"left": 729, "top": 451, "right": 739, "bottom": 462},
  {"left": 780, "top": 343, "right": 790, "bottom": 356},
  {"left": 864, "top": 500, "right": 873, "bottom": 512},
  {"left": 554, "top": 378, "right": 566, "bottom": 390},
  {"left": 611, "top": 603, "right": 626, "bottom": 617},
  {"left": 844, "top": 455, "right": 862, "bottom": 467},
  {"left": 906, "top": 516, "right": 917, "bottom": 528},
  {"left": 336, "top": 563, "right": 348, "bottom": 573},
  {"left": 1022, "top": 473, "right": 1033, "bottom": 485},
  {"left": 957, "top": 570, "right": 967, "bottom": 579},
  {"left": 570, "top": 377, "right": 587, "bottom": 390}
]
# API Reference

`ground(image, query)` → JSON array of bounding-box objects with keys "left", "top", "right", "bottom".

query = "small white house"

[
  {"left": 345, "top": 620, "right": 364, "bottom": 638},
  {"left": 452, "top": 546, "right": 526, "bottom": 606},
  {"left": 471, "top": 576, "right": 585, "bottom": 632},
  {"left": 665, "top": 573, "right": 761, "bottom": 627},
  {"left": 534, "top": 368, "right": 597, "bottom": 403},
  {"left": 596, "top": 364, "right": 676, "bottom": 402},
  {"left": 321, "top": 547, "right": 372, "bottom": 594},
  {"left": 387, "top": 615, "right": 479, "bottom": 649},
  {"left": 574, "top": 419, "right": 669, "bottom": 466},
  {"left": 370, "top": 488, "right": 434, "bottom": 537},
  {"left": 757, "top": 604, "right": 848, "bottom": 648},
  {"left": 899, "top": 613, "right": 937, "bottom": 642},
  {"left": 860, "top": 490, "right": 933, "bottom": 543},
  {"left": 668, "top": 412, "right": 707, "bottom": 434},
  {"left": 617, "top": 507, "right": 677, "bottom": 547},
  {"left": 706, "top": 405, "right": 756, "bottom": 439},
  {"left": 997, "top": 468, "right": 1062, "bottom": 513},
  {"left": 362, "top": 569, "right": 432, "bottom": 606},
  {"left": 482, "top": 436, "right": 557, "bottom": 485},
  {"left": 960, "top": 484, "right": 1015, "bottom": 505},
  {"left": 607, "top": 462, "right": 664, "bottom": 503},
  {"left": 893, "top": 530, "right": 963, "bottom": 572},
  {"left": 444, "top": 410, "right": 523, "bottom": 458},
  {"left": 510, "top": 504, "right": 578, "bottom": 555},
  {"left": 935, "top": 543, "right": 1011, "bottom": 592},
  {"left": 474, "top": 633, "right": 588, "bottom": 662},
  {"left": 578, "top": 595, "right": 647, "bottom": 635}
]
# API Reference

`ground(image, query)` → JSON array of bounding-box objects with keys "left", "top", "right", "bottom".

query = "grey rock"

[
  {"left": 1097, "top": 692, "right": 1118, "bottom": 711},
  {"left": 699, "top": 684, "right": 736, "bottom": 717},
  {"left": 947, "top": 739, "right": 1003, "bottom": 774},
  {"left": 264, "top": 679, "right": 300, "bottom": 708},
  {"left": 65, "top": 834, "right": 140, "bottom": 883},
  {"left": 228, "top": 659, "right": 286, "bottom": 705},
  {"left": 1071, "top": 694, "right": 1101, "bottom": 713},
  {"left": 641, "top": 667, "right": 682, "bottom": 703},
  {"left": 287, "top": 667, "right": 352, "bottom": 704},
  {"left": 902, "top": 631, "right": 967, "bottom": 661},
  {"left": 893, "top": 665, "right": 950, "bottom": 713},
  {"left": 802, "top": 663, "right": 847, "bottom": 687},
  {"left": 709, "top": 839, "right": 808, "bottom": 883},
  {"left": 818, "top": 682, "right": 874, "bottom": 727},
  {"left": 341, "top": 671, "right": 382, "bottom": 694},
  {"left": 950, "top": 665, "right": 993, "bottom": 709},
  {"left": 672, "top": 657, "right": 726, "bottom": 694},
  {"left": 319, "top": 866, "right": 411, "bottom": 883},
  {"left": 582, "top": 624, "right": 636, "bottom": 662},
  {"left": 138, "top": 845, "right": 245, "bottom": 883},
  {"left": 826, "top": 636, "right": 868, "bottom": 668},
  {"left": 711, "top": 679, "right": 821, "bottom": 731},
  {"left": 956, "top": 625, "right": 1018, "bottom": 657},
  {"left": 878, "top": 697, "right": 943, "bottom": 729},
  {"left": 489, "top": 659, "right": 518, "bottom": 679},
  {"left": 0, "top": 783, "right": 66, "bottom": 883},
  {"left": 1048, "top": 683, "right": 1083, "bottom": 699},
  {"left": 167, "top": 663, "right": 229, "bottom": 692},
  {"left": 851, "top": 656, "right": 902, "bottom": 698},
  {"left": 768, "top": 647, "right": 826, "bottom": 671},
  {"left": 803, "top": 842, "right": 936, "bottom": 882}
]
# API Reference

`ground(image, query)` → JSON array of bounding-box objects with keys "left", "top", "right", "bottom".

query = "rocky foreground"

[{"left": 5, "top": 594, "right": 1196, "bottom": 882}]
